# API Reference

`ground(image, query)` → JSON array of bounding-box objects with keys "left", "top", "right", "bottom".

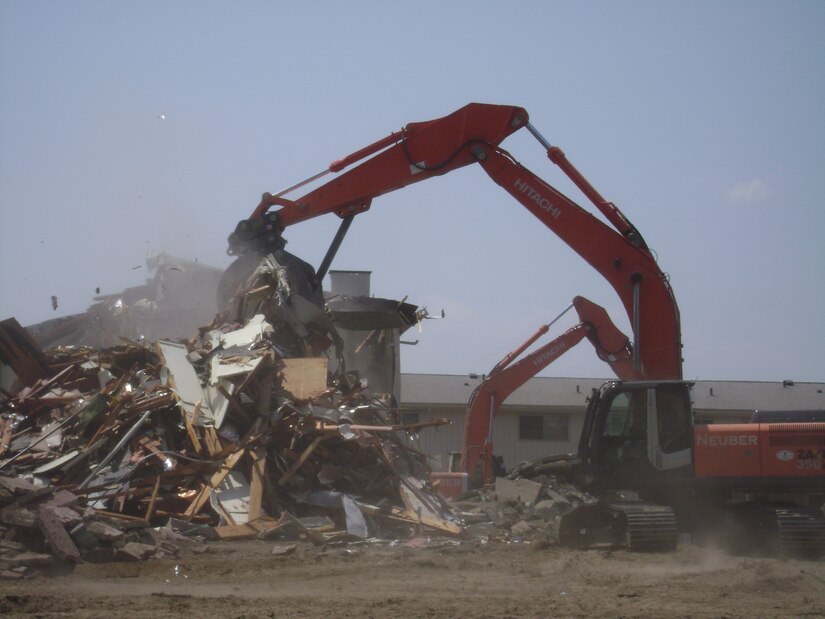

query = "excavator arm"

[
  {"left": 227, "top": 102, "right": 682, "bottom": 380},
  {"left": 245, "top": 104, "right": 529, "bottom": 224},
  {"left": 460, "top": 296, "right": 638, "bottom": 484}
]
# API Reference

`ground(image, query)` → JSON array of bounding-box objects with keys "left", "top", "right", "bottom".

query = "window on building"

[{"left": 519, "top": 414, "right": 569, "bottom": 441}]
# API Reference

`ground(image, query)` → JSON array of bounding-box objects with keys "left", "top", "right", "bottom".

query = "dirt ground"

[{"left": 2, "top": 540, "right": 824, "bottom": 619}]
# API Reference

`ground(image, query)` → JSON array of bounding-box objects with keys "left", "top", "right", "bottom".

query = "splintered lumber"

[
  {"left": 248, "top": 447, "right": 266, "bottom": 521},
  {"left": 183, "top": 447, "right": 247, "bottom": 518},
  {"left": 182, "top": 415, "right": 266, "bottom": 519},
  {"left": 144, "top": 476, "right": 161, "bottom": 522},
  {"left": 181, "top": 403, "right": 204, "bottom": 455},
  {"left": 202, "top": 426, "right": 222, "bottom": 457},
  {"left": 278, "top": 436, "right": 323, "bottom": 486}
]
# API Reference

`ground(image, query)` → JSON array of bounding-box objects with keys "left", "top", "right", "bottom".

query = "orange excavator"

[
  {"left": 460, "top": 295, "right": 638, "bottom": 486},
  {"left": 226, "top": 103, "right": 825, "bottom": 554}
]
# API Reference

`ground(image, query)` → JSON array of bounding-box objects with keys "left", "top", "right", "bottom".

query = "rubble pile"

[
  {"left": 451, "top": 460, "right": 597, "bottom": 545},
  {"left": 0, "top": 251, "right": 460, "bottom": 577},
  {"left": 0, "top": 474, "right": 200, "bottom": 578}
]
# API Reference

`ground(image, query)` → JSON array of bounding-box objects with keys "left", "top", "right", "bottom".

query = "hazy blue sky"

[{"left": 1, "top": 1, "right": 823, "bottom": 382}]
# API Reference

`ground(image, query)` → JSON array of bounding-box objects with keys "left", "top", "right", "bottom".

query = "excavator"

[
  {"left": 225, "top": 103, "right": 825, "bottom": 555},
  {"left": 459, "top": 295, "right": 638, "bottom": 487}
]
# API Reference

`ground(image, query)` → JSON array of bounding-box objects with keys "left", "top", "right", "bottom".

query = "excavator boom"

[
  {"left": 229, "top": 103, "right": 681, "bottom": 380},
  {"left": 249, "top": 103, "right": 529, "bottom": 224}
]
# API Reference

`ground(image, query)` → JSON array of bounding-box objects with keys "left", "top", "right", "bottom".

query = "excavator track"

[
  {"left": 558, "top": 500, "right": 678, "bottom": 552},
  {"left": 776, "top": 508, "right": 825, "bottom": 558},
  {"left": 621, "top": 503, "right": 679, "bottom": 552}
]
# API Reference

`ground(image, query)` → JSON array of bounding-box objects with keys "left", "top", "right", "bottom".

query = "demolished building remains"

[{"left": 0, "top": 250, "right": 466, "bottom": 576}]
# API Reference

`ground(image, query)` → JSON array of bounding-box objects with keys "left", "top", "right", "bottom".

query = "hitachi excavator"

[{"left": 225, "top": 103, "right": 825, "bottom": 555}]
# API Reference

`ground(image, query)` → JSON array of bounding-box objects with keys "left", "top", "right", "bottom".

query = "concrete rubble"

[
  {"left": 0, "top": 250, "right": 459, "bottom": 578},
  {"left": 450, "top": 458, "right": 598, "bottom": 546}
]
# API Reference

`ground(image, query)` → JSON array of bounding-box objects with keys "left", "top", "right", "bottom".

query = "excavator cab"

[
  {"left": 558, "top": 380, "right": 693, "bottom": 552},
  {"left": 579, "top": 380, "right": 694, "bottom": 490}
]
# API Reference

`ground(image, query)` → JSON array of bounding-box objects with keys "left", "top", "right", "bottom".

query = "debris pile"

[
  {"left": 451, "top": 459, "right": 597, "bottom": 545},
  {"left": 0, "top": 250, "right": 460, "bottom": 576}
]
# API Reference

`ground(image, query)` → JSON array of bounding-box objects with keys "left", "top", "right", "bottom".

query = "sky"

[{"left": 1, "top": 1, "right": 823, "bottom": 383}]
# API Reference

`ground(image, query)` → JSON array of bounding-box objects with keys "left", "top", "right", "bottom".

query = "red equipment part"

[
  {"left": 460, "top": 296, "right": 637, "bottom": 484},
  {"left": 237, "top": 102, "right": 682, "bottom": 382},
  {"left": 694, "top": 423, "right": 825, "bottom": 478}
]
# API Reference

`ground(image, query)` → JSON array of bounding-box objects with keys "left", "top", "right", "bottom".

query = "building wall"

[{"left": 403, "top": 403, "right": 584, "bottom": 472}]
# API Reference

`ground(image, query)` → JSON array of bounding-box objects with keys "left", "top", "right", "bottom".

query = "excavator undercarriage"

[
  {"left": 558, "top": 483, "right": 825, "bottom": 557},
  {"left": 559, "top": 498, "right": 679, "bottom": 552}
]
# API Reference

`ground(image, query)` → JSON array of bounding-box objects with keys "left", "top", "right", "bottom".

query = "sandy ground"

[{"left": 1, "top": 540, "right": 824, "bottom": 619}]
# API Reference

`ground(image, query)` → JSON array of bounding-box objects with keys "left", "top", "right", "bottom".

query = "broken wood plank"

[
  {"left": 248, "top": 447, "right": 266, "bottom": 521},
  {"left": 16, "top": 365, "right": 74, "bottom": 407},
  {"left": 83, "top": 398, "right": 126, "bottom": 448},
  {"left": 144, "top": 475, "right": 161, "bottom": 522},
  {"left": 181, "top": 403, "right": 204, "bottom": 455},
  {"left": 183, "top": 447, "right": 247, "bottom": 518},
  {"left": 277, "top": 435, "right": 323, "bottom": 486},
  {"left": 202, "top": 426, "right": 222, "bottom": 457}
]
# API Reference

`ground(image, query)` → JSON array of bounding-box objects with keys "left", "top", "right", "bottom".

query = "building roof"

[
  {"left": 400, "top": 374, "right": 825, "bottom": 412},
  {"left": 690, "top": 379, "right": 825, "bottom": 412}
]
